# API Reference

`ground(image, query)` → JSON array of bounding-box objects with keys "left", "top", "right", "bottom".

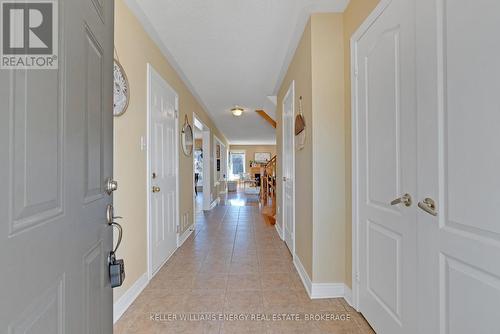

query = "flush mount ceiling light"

[{"left": 231, "top": 106, "right": 244, "bottom": 117}]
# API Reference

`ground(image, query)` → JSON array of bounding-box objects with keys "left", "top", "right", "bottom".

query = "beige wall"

[
  {"left": 276, "top": 20, "right": 314, "bottom": 278},
  {"left": 343, "top": 0, "right": 381, "bottom": 289},
  {"left": 311, "top": 14, "right": 345, "bottom": 283},
  {"left": 276, "top": 2, "right": 379, "bottom": 286},
  {"left": 229, "top": 145, "right": 277, "bottom": 170},
  {"left": 113, "top": 0, "right": 228, "bottom": 301}
]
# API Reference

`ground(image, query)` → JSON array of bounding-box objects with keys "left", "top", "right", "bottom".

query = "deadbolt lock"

[{"left": 105, "top": 178, "right": 118, "bottom": 195}]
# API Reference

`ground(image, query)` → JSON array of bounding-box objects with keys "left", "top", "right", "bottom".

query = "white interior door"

[
  {"left": 353, "top": 0, "right": 417, "bottom": 333},
  {"left": 0, "top": 0, "right": 114, "bottom": 332},
  {"left": 148, "top": 65, "right": 178, "bottom": 276},
  {"left": 416, "top": 1, "right": 500, "bottom": 333},
  {"left": 282, "top": 81, "right": 295, "bottom": 253}
]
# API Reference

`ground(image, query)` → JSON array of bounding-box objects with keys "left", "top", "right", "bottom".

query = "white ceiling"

[{"left": 124, "top": 0, "right": 350, "bottom": 144}]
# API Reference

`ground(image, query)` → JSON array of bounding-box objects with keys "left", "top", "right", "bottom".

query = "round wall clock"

[
  {"left": 181, "top": 115, "right": 194, "bottom": 156},
  {"left": 113, "top": 60, "right": 129, "bottom": 117}
]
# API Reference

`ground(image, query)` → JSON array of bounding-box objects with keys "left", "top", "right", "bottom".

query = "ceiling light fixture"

[{"left": 231, "top": 106, "right": 244, "bottom": 117}]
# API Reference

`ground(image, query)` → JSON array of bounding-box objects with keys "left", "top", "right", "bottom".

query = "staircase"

[{"left": 260, "top": 156, "right": 276, "bottom": 224}]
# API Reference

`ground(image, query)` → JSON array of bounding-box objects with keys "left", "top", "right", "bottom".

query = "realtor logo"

[{"left": 1, "top": 0, "right": 58, "bottom": 69}]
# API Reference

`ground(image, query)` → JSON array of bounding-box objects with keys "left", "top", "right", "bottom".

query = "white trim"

[
  {"left": 213, "top": 135, "right": 226, "bottom": 186},
  {"left": 113, "top": 273, "right": 148, "bottom": 324},
  {"left": 281, "top": 81, "right": 296, "bottom": 256},
  {"left": 344, "top": 286, "right": 353, "bottom": 307},
  {"left": 350, "top": 0, "right": 392, "bottom": 312},
  {"left": 177, "top": 224, "right": 195, "bottom": 247},
  {"left": 293, "top": 254, "right": 352, "bottom": 301},
  {"left": 208, "top": 197, "right": 220, "bottom": 210},
  {"left": 293, "top": 255, "right": 312, "bottom": 297},
  {"left": 146, "top": 64, "right": 180, "bottom": 280},
  {"left": 275, "top": 221, "right": 284, "bottom": 240},
  {"left": 310, "top": 283, "right": 346, "bottom": 299}
]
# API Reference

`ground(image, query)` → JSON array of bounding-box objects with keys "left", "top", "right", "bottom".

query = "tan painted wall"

[
  {"left": 343, "top": 0, "right": 381, "bottom": 289},
  {"left": 229, "top": 145, "right": 277, "bottom": 170},
  {"left": 311, "top": 14, "right": 345, "bottom": 283},
  {"left": 276, "top": 20, "right": 314, "bottom": 278},
  {"left": 276, "top": 2, "right": 379, "bottom": 285},
  {"left": 113, "top": 0, "right": 228, "bottom": 301}
]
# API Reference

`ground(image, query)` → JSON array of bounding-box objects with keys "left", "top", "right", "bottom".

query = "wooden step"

[{"left": 261, "top": 205, "right": 276, "bottom": 225}]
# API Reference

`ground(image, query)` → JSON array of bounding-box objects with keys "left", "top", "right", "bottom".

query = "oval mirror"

[{"left": 181, "top": 116, "right": 193, "bottom": 156}]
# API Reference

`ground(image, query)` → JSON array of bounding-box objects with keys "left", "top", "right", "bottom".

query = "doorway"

[
  {"left": 282, "top": 81, "right": 295, "bottom": 254},
  {"left": 193, "top": 114, "right": 212, "bottom": 211},
  {"left": 147, "top": 64, "right": 179, "bottom": 278}
]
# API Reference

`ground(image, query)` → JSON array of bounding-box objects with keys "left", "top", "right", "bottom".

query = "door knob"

[
  {"left": 105, "top": 177, "right": 118, "bottom": 195},
  {"left": 391, "top": 193, "right": 412, "bottom": 207},
  {"left": 152, "top": 186, "right": 161, "bottom": 193},
  {"left": 418, "top": 198, "right": 437, "bottom": 216}
]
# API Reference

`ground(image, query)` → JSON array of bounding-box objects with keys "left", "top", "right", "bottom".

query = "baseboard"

[
  {"left": 113, "top": 272, "right": 149, "bottom": 323},
  {"left": 293, "top": 256, "right": 312, "bottom": 297},
  {"left": 275, "top": 222, "right": 284, "bottom": 240},
  {"left": 293, "top": 256, "right": 352, "bottom": 301},
  {"left": 208, "top": 197, "right": 220, "bottom": 210},
  {"left": 310, "top": 283, "right": 346, "bottom": 299},
  {"left": 178, "top": 224, "right": 194, "bottom": 247},
  {"left": 344, "top": 286, "right": 353, "bottom": 307}
]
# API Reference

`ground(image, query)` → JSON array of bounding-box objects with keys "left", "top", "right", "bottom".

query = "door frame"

[
  {"left": 281, "top": 80, "right": 296, "bottom": 256},
  {"left": 146, "top": 63, "right": 180, "bottom": 280},
  {"left": 192, "top": 113, "right": 212, "bottom": 211},
  {"left": 350, "top": 0, "right": 394, "bottom": 311}
]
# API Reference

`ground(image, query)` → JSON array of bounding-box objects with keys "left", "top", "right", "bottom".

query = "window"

[{"left": 229, "top": 152, "right": 245, "bottom": 179}]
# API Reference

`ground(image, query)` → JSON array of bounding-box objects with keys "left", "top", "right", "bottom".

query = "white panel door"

[
  {"left": 148, "top": 65, "right": 179, "bottom": 275},
  {"left": 416, "top": 1, "right": 500, "bottom": 333},
  {"left": 354, "top": 0, "right": 417, "bottom": 333},
  {"left": 0, "top": 0, "right": 114, "bottom": 333},
  {"left": 282, "top": 81, "right": 295, "bottom": 253}
]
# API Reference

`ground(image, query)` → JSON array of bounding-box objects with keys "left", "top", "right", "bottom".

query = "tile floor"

[{"left": 114, "top": 191, "right": 374, "bottom": 333}]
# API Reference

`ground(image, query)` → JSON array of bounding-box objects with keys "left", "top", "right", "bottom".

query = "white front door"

[
  {"left": 353, "top": 0, "right": 417, "bottom": 333},
  {"left": 148, "top": 64, "right": 179, "bottom": 276},
  {"left": 416, "top": 1, "right": 500, "bottom": 333},
  {"left": 0, "top": 0, "right": 114, "bottom": 332},
  {"left": 282, "top": 81, "right": 295, "bottom": 253}
]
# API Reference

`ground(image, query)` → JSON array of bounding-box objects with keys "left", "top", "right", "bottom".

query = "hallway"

[{"left": 114, "top": 191, "right": 373, "bottom": 333}]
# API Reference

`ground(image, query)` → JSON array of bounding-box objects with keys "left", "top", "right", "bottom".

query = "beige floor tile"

[
  {"left": 261, "top": 272, "right": 293, "bottom": 290},
  {"left": 184, "top": 289, "right": 226, "bottom": 313},
  {"left": 225, "top": 290, "right": 264, "bottom": 313},
  {"left": 193, "top": 272, "right": 228, "bottom": 290},
  {"left": 115, "top": 198, "right": 373, "bottom": 334},
  {"left": 227, "top": 273, "right": 262, "bottom": 290}
]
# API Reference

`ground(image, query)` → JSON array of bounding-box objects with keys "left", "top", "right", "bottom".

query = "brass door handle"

[
  {"left": 418, "top": 198, "right": 437, "bottom": 216},
  {"left": 391, "top": 193, "right": 412, "bottom": 207},
  {"left": 152, "top": 186, "right": 161, "bottom": 193}
]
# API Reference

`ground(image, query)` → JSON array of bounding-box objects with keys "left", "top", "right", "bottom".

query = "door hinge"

[
  {"left": 176, "top": 225, "right": 180, "bottom": 233},
  {"left": 355, "top": 271, "right": 360, "bottom": 283},
  {"left": 354, "top": 67, "right": 359, "bottom": 78}
]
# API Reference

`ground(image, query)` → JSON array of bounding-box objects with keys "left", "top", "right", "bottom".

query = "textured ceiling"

[{"left": 124, "top": 0, "right": 349, "bottom": 144}]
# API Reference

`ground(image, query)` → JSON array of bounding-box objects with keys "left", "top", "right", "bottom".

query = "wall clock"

[{"left": 113, "top": 59, "right": 129, "bottom": 117}]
